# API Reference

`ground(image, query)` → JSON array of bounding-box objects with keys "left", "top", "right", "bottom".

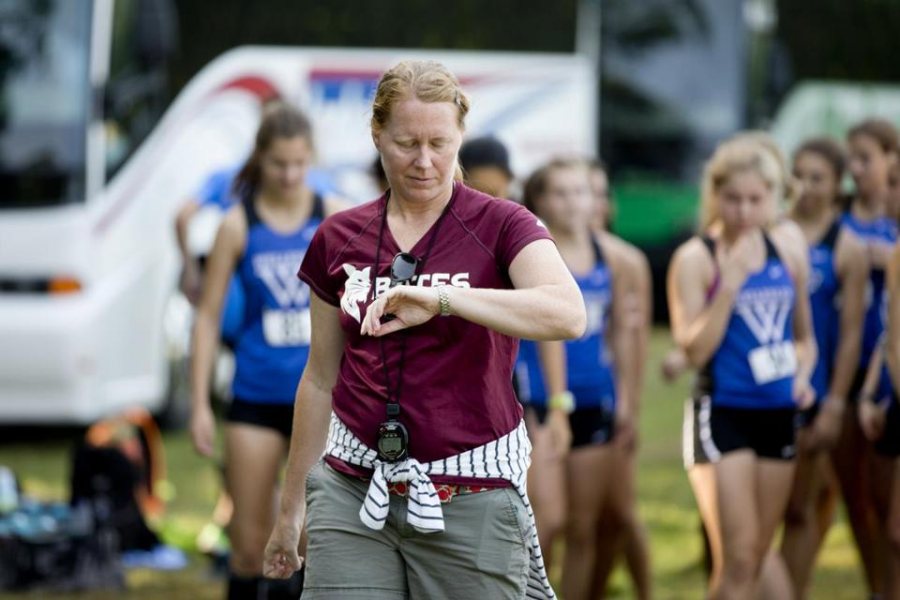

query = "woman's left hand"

[
  {"left": 793, "top": 377, "right": 815, "bottom": 411},
  {"left": 361, "top": 286, "right": 441, "bottom": 337}
]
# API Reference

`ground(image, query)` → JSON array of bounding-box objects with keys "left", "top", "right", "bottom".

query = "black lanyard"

[{"left": 371, "top": 186, "right": 456, "bottom": 416}]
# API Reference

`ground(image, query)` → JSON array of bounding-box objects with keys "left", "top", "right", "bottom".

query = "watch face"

[
  {"left": 377, "top": 421, "right": 408, "bottom": 462},
  {"left": 379, "top": 435, "right": 402, "bottom": 454}
]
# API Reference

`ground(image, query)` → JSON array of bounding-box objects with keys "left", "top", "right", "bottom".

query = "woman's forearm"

[
  {"left": 620, "top": 260, "right": 652, "bottom": 413},
  {"left": 444, "top": 283, "right": 586, "bottom": 341},
  {"left": 189, "top": 310, "right": 220, "bottom": 411},
  {"left": 277, "top": 375, "right": 334, "bottom": 527}
]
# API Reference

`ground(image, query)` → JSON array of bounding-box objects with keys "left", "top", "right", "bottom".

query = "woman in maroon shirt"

[{"left": 262, "top": 60, "right": 585, "bottom": 599}]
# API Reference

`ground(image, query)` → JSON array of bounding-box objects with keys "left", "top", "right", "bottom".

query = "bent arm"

[
  {"left": 667, "top": 242, "right": 734, "bottom": 368},
  {"left": 443, "top": 239, "right": 586, "bottom": 340},
  {"left": 277, "top": 295, "right": 345, "bottom": 528}
]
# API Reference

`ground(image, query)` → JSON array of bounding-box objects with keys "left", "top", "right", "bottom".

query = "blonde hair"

[
  {"left": 371, "top": 60, "right": 470, "bottom": 181},
  {"left": 699, "top": 133, "right": 791, "bottom": 231}
]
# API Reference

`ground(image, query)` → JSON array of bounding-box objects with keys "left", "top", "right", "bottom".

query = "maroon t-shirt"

[{"left": 298, "top": 182, "right": 552, "bottom": 485}]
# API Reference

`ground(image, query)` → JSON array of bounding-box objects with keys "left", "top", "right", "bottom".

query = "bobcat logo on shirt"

[{"left": 341, "top": 264, "right": 371, "bottom": 323}]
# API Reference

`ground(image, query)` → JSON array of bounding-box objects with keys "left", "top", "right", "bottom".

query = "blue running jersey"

[
  {"left": 808, "top": 221, "right": 841, "bottom": 402},
  {"left": 516, "top": 238, "right": 616, "bottom": 412},
  {"left": 231, "top": 195, "right": 324, "bottom": 404},
  {"left": 841, "top": 211, "right": 898, "bottom": 366},
  {"left": 696, "top": 234, "right": 797, "bottom": 409},
  {"left": 197, "top": 165, "right": 333, "bottom": 344}
]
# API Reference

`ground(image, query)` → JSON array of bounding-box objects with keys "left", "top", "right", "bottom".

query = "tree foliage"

[
  {"left": 777, "top": 0, "right": 900, "bottom": 82},
  {"left": 171, "top": 0, "right": 578, "bottom": 91}
]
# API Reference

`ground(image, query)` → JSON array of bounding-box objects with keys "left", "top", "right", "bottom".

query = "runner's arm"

[
  {"left": 277, "top": 294, "right": 345, "bottom": 529},
  {"left": 826, "top": 232, "right": 868, "bottom": 405},
  {"left": 667, "top": 240, "right": 735, "bottom": 368}
]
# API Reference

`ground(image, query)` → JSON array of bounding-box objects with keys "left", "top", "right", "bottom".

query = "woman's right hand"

[
  {"left": 717, "top": 231, "right": 759, "bottom": 292},
  {"left": 190, "top": 403, "right": 216, "bottom": 458},
  {"left": 545, "top": 409, "right": 573, "bottom": 458},
  {"left": 263, "top": 517, "right": 304, "bottom": 579}
]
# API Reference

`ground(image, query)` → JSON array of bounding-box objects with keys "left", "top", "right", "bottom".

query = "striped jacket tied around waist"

[{"left": 325, "top": 413, "right": 556, "bottom": 600}]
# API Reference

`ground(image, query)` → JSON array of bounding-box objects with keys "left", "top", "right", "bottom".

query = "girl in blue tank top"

[
  {"left": 188, "top": 103, "right": 343, "bottom": 599},
  {"left": 517, "top": 158, "right": 650, "bottom": 598},
  {"left": 699, "top": 233, "right": 797, "bottom": 409},
  {"left": 668, "top": 134, "right": 816, "bottom": 599},
  {"left": 858, "top": 241, "right": 900, "bottom": 595},
  {"left": 230, "top": 194, "right": 322, "bottom": 403},
  {"left": 516, "top": 237, "right": 615, "bottom": 415},
  {"left": 781, "top": 138, "right": 868, "bottom": 598},
  {"left": 831, "top": 119, "right": 900, "bottom": 598}
]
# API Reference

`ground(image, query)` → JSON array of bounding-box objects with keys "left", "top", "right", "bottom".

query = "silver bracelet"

[{"left": 436, "top": 285, "right": 451, "bottom": 317}]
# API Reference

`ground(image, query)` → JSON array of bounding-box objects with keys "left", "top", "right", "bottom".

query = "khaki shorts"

[{"left": 302, "top": 461, "right": 531, "bottom": 599}]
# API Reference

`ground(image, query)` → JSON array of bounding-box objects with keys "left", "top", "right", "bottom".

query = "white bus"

[{"left": 0, "top": 1, "right": 596, "bottom": 424}]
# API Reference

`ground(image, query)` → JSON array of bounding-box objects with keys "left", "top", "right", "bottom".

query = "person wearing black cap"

[{"left": 459, "top": 136, "right": 515, "bottom": 200}]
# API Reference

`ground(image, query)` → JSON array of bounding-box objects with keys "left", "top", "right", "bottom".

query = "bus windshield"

[{"left": 0, "top": 0, "right": 91, "bottom": 209}]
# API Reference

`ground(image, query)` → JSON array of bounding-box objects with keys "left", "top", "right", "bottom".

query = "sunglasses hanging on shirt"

[
  {"left": 390, "top": 252, "right": 418, "bottom": 285},
  {"left": 379, "top": 252, "right": 419, "bottom": 325}
]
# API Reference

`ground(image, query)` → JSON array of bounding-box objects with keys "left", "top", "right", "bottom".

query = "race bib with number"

[
  {"left": 262, "top": 308, "right": 311, "bottom": 347},
  {"left": 747, "top": 341, "right": 797, "bottom": 385}
]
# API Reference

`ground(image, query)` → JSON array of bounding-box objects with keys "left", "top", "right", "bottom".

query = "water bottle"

[{"left": 0, "top": 467, "right": 19, "bottom": 515}]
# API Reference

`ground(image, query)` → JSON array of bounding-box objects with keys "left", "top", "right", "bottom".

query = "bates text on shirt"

[{"left": 339, "top": 263, "right": 471, "bottom": 323}]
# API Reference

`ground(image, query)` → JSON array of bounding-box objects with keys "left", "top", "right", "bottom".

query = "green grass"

[{"left": 0, "top": 329, "right": 868, "bottom": 598}]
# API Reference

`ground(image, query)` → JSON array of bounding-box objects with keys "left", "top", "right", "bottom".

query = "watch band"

[{"left": 437, "top": 285, "right": 451, "bottom": 317}]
